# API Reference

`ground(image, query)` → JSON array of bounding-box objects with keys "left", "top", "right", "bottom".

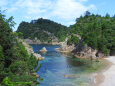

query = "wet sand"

[{"left": 95, "top": 56, "right": 115, "bottom": 86}]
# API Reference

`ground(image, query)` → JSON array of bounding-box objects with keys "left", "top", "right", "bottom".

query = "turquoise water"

[{"left": 30, "top": 44, "right": 96, "bottom": 86}]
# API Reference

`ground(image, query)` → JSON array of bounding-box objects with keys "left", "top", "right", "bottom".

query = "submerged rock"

[
  {"left": 40, "top": 47, "right": 47, "bottom": 52},
  {"left": 39, "top": 57, "right": 45, "bottom": 60},
  {"left": 64, "top": 74, "right": 77, "bottom": 79}
]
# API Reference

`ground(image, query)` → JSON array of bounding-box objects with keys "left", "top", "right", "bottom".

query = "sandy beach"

[{"left": 98, "top": 56, "right": 115, "bottom": 86}]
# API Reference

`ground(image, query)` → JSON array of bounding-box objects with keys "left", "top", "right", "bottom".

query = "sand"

[{"left": 99, "top": 56, "right": 115, "bottom": 86}]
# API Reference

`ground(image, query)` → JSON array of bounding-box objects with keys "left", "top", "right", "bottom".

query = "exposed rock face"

[
  {"left": 74, "top": 44, "right": 97, "bottom": 59},
  {"left": 59, "top": 44, "right": 75, "bottom": 53},
  {"left": 40, "top": 47, "right": 47, "bottom": 52},
  {"left": 25, "top": 38, "right": 41, "bottom": 44},
  {"left": 24, "top": 38, "right": 60, "bottom": 45},
  {"left": 21, "top": 39, "right": 44, "bottom": 60},
  {"left": 58, "top": 37, "right": 75, "bottom": 53},
  {"left": 74, "top": 39, "right": 107, "bottom": 58}
]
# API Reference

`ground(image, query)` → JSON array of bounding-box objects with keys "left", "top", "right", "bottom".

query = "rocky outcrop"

[
  {"left": 57, "top": 37, "right": 75, "bottom": 53},
  {"left": 40, "top": 47, "right": 47, "bottom": 52},
  {"left": 74, "top": 44, "right": 97, "bottom": 59},
  {"left": 74, "top": 39, "right": 107, "bottom": 58},
  {"left": 24, "top": 38, "right": 61, "bottom": 45},
  {"left": 21, "top": 40, "right": 44, "bottom": 60},
  {"left": 59, "top": 44, "right": 75, "bottom": 53},
  {"left": 24, "top": 38, "right": 41, "bottom": 44}
]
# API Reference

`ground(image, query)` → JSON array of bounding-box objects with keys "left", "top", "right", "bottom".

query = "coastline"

[
  {"left": 21, "top": 41, "right": 115, "bottom": 86},
  {"left": 19, "top": 39, "right": 45, "bottom": 60},
  {"left": 95, "top": 56, "right": 115, "bottom": 86}
]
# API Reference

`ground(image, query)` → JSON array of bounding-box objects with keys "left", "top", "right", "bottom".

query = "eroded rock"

[{"left": 40, "top": 47, "right": 47, "bottom": 52}]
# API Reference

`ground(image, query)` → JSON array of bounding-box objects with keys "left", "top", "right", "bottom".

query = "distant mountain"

[{"left": 17, "top": 18, "right": 69, "bottom": 42}]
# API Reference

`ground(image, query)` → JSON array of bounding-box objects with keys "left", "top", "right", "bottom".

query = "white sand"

[{"left": 99, "top": 56, "right": 115, "bottom": 86}]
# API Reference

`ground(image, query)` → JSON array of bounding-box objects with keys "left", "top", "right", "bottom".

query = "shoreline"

[{"left": 95, "top": 56, "right": 115, "bottom": 86}]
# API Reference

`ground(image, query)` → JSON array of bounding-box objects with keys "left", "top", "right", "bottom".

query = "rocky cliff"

[
  {"left": 73, "top": 39, "right": 107, "bottom": 59},
  {"left": 19, "top": 39, "right": 44, "bottom": 60},
  {"left": 59, "top": 37, "right": 107, "bottom": 59}
]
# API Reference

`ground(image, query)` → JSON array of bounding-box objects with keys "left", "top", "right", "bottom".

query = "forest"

[
  {"left": 17, "top": 18, "right": 69, "bottom": 42},
  {"left": 0, "top": 12, "right": 41, "bottom": 86},
  {"left": 17, "top": 11, "right": 115, "bottom": 55},
  {"left": 0, "top": 10, "right": 115, "bottom": 86},
  {"left": 69, "top": 11, "right": 115, "bottom": 55}
]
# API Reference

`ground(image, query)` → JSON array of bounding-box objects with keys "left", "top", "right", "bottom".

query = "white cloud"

[
  {"left": 19, "top": 0, "right": 95, "bottom": 19},
  {"left": 14, "top": 0, "right": 52, "bottom": 14},
  {"left": 52, "top": 0, "right": 89, "bottom": 19},
  {"left": 0, "top": 0, "right": 96, "bottom": 26}
]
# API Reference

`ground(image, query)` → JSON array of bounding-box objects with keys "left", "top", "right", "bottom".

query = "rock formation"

[
  {"left": 40, "top": 47, "right": 47, "bottom": 52},
  {"left": 74, "top": 39, "right": 107, "bottom": 58},
  {"left": 20, "top": 39, "right": 44, "bottom": 60}
]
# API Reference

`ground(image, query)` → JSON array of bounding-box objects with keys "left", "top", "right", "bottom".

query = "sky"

[{"left": 0, "top": 0, "right": 115, "bottom": 31}]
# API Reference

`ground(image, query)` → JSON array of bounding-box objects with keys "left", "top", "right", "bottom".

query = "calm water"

[{"left": 30, "top": 44, "right": 96, "bottom": 86}]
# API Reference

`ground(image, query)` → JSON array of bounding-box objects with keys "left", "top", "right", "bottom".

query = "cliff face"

[
  {"left": 59, "top": 43, "right": 75, "bottom": 53},
  {"left": 59, "top": 37, "right": 107, "bottom": 58},
  {"left": 74, "top": 39, "right": 107, "bottom": 58},
  {"left": 74, "top": 44, "right": 97, "bottom": 59}
]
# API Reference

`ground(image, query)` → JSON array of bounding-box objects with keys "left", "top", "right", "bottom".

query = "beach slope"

[{"left": 99, "top": 56, "right": 115, "bottom": 86}]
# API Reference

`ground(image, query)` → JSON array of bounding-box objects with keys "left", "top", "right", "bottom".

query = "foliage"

[
  {"left": 70, "top": 11, "right": 115, "bottom": 55},
  {"left": 3, "top": 77, "right": 32, "bottom": 86},
  {"left": 17, "top": 18, "right": 69, "bottom": 42},
  {"left": 67, "top": 34, "right": 80, "bottom": 45},
  {"left": 14, "top": 32, "right": 23, "bottom": 38},
  {"left": 0, "top": 11, "right": 40, "bottom": 86}
]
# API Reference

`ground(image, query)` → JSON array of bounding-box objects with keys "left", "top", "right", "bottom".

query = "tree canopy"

[
  {"left": 17, "top": 18, "right": 69, "bottom": 42},
  {"left": 70, "top": 11, "right": 115, "bottom": 55},
  {"left": 0, "top": 11, "right": 40, "bottom": 86}
]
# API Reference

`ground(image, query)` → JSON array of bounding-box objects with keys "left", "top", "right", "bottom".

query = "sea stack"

[{"left": 40, "top": 47, "right": 47, "bottom": 52}]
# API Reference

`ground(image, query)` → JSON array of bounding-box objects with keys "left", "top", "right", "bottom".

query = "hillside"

[
  {"left": 0, "top": 12, "right": 41, "bottom": 86},
  {"left": 17, "top": 18, "right": 69, "bottom": 42},
  {"left": 68, "top": 11, "right": 115, "bottom": 55}
]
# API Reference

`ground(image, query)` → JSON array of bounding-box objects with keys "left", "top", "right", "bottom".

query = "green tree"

[{"left": 0, "top": 11, "right": 41, "bottom": 86}]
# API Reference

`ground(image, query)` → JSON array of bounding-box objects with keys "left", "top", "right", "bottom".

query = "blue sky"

[{"left": 0, "top": 0, "right": 115, "bottom": 31}]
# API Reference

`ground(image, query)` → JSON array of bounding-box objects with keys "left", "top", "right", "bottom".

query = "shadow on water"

[{"left": 30, "top": 44, "right": 107, "bottom": 86}]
